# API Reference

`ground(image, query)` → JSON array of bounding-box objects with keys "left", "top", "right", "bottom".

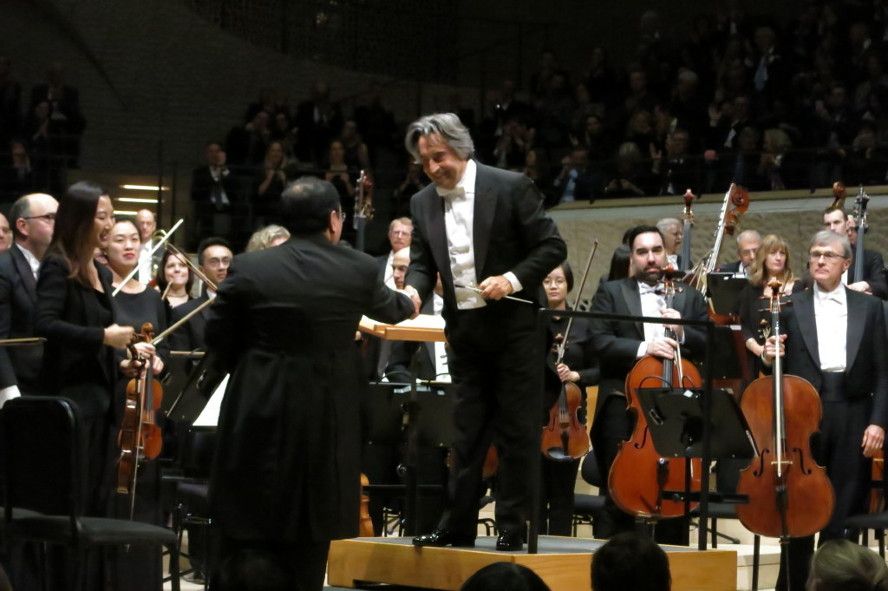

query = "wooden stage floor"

[{"left": 327, "top": 535, "right": 736, "bottom": 591}]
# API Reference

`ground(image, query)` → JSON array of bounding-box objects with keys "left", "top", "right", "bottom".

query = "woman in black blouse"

[
  {"left": 155, "top": 248, "right": 194, "bottom": 312},
  {"left": 35, "top": 182, "right": 154, "bottom": 588},
  {"left": 539, "top": 262, "right": 599, "bottom": 535},
  {"left": 737, "top": 233, "right": 798, "bottom": 378},
  {"left": 104, "top": 217, "right": 168, "bottom": 591}
]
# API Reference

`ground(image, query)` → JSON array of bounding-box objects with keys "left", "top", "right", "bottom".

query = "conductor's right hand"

[
  {"left": 646, "top": 337, "right": 679, "bottom": 359},
  {"left": 103, "top": 324, "right": 135, "bottom": 350}
]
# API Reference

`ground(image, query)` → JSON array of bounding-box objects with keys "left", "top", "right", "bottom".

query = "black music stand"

[
  {"left": 361, "top": 381, "right": 455, "bottom": 535},
  {"left": 706, "top": 272, "right": 748, "bottom": 316},
  {"left": 165, "top": 351, "right": 226, "bottom": 424},
  {"left": 636, "top": 386, "right": 755, "bottom": 527}
]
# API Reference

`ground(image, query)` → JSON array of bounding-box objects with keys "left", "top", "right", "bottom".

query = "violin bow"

[
  {"left": 555, "top": 239, "right": 599, "bottom": 364},
  {"left": 112, "top": 218, "right": 184, "bottom": 296}
]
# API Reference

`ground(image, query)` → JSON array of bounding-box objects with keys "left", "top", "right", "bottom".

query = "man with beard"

[{"left": 587, "top": 224, "right": 708, "bottom": 541}]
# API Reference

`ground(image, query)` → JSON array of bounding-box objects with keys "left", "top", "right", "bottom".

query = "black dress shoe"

[
  {"left": 412, "top": 528, "right": 475, "bottom": 548},
  {"left": 496, "top": 530, "right": 524, "bottom": 551}
]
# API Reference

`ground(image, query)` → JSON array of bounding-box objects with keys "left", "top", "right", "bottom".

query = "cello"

[
  {"left": 608, "top": 267, "right": 703, "bottom": 519},
  {"left": 540, "top": 241, "right": 598, "bottom": 461},
  {"left": 736, "top": 279, "right": 834, "bottom": 540},
  {"left": 116, "top": 323, "right": 165, "bottom": 517}
]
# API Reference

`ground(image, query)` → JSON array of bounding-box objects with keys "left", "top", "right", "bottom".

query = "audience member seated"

[
  {"left": 806, "top": 539, "right": 888, "bottom": 591},
  {"left": 0, "top": 211, "right": 10, "bottom": 252},
  {"left": 392, "top": 160, "right": 425, "bottom": 219},
  {"left": 28, "top": 61, "right": 85, "bottom": 168},
  {"left": 0, "top": 56, "right": 21, "bottom": 146},
  {"left": 0, "top": 140, "right": 34, "bottom": 206},
  {"left": 603, "top": 142, "right": 654, "bottom": 198},
  {"left": 591, "top": 532, "right": 671, "bottom": 591},
  {"left": 339, "top": 119, "right": 371, "bottom": 174},
  {"left": 459, "top": 562, "right": 550, "bottom": 591}
]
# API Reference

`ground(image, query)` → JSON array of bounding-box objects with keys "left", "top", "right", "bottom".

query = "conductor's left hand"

[
  {"left": 862, "top": 424, "right": 885, "bottom": 458},
  {"left": 479, "top": 275, "right": 513, "bottom": 300}
]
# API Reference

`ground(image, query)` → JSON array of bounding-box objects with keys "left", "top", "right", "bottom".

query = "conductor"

[
  {"left": 404, "top": 113, "right": 566, "bottom": 551},
  {"left": 204, "top": 178, "right": 416, "bottom": 590}
]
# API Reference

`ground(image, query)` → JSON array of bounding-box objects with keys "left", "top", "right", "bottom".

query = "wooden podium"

[
  {"left": 327, "top": 535, "right": 737, "bottom": 590},
  {"left": 359, "top": 314, "right": 447, "bottom": 343}
]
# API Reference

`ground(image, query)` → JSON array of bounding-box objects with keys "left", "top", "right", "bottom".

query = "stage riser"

[{"left": 327, "top": 537, "right": 736, "bottom": 591}]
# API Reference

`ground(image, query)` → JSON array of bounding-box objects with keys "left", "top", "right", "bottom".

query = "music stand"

[
  {"left": 706, "top": 272, "right": 747, "bottom": 316},
  {"left": 165, "top": 351, "right": 227, "bottom": 424}
]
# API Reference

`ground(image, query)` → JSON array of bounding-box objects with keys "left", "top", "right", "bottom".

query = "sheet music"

[{"left": 193, "top": 374, "right": 229, "bottom": 427}]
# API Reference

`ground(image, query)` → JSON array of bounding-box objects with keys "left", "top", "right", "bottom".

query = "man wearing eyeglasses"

[
  {"left": 377, "top": 217, "right": 413, "bottom": 289},
  {"left": 0, "top": 192, "right": 58, "bottom": 401},
  {"left": 763, "top": 229, "right": 888, "bottom": 591},
  {"left": 167, "top": 236, "right": 233, "bottom": 355}
]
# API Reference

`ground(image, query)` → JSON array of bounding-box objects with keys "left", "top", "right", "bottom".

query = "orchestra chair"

[
  {"left": 571, "top": 449, "right": 606, "bottom": 536},
  {"left": 0, "top": 396, "right": 180, "bottom": 591}
]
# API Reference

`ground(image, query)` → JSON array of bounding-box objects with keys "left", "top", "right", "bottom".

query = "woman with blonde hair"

[{"left": 738, "top": 233, "right": 798, "bottom": 376}]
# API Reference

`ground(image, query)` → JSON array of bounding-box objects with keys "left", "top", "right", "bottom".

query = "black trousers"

[
  {"left": 539, "top": 456, "right": 580, "bottom": 535},
  {"left": 212, "top": 536, "right": 330, "bottom": 591},
  {"left": 776, "top": 388, "right": 872, "bottom": 591},
  {"left": 439, "top": 303, "right": 543, "bottom": 536}
]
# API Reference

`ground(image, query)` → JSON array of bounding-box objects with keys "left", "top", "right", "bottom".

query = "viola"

[
  {"left": 736, "top": 279, "right": 834, "bottom": 539},
  {"left": 116, "top": 323, "right": 165, "bottom": 515},
  {"left": 608, "top": 268, "right": 703, "bottom": 518}
]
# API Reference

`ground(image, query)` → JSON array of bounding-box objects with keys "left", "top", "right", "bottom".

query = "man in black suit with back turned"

[
  {"left": 0, "top": 192, "right": 57, "bottom": 402},
  {"left": 763, "top": 230, "right": 888, "bottom": 591},
  {"left": 403, "top": 113, "right": 566, "bottom": 551},
  {"left": 588, "top": 225, "right": 709, "bottom": 541}
]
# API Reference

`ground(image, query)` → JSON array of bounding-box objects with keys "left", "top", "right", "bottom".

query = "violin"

[
  {"left": 541, "top": 241, "right": 598, "bottom": 461},
  {"left": 736, "top": 279, "right": 834, "bottom": 539},
  {"left": 116, "top": 323, "right": 165, "bottom": 516},
  {"left": 540, "top": 332, "right": 591, "bottom": 461},
  {"left": 608, "top": 267, "right": 703, "bottom": 519}
]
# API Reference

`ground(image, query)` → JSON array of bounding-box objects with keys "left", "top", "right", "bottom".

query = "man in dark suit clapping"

[{"left": 403, "top": 113, "right": 566, "bottom": 551}]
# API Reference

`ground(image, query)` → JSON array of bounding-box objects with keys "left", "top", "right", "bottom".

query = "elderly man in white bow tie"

[{"left": 762, "top": 229, "right": 888, "bottom": 591}]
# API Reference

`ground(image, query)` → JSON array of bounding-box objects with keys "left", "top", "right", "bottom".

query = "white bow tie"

[
  {"left": 638, "top": 283, "right": 664, "bottom": 296},
  {"left": 437, "top": 186, "right": 466, "bottom": 201}
]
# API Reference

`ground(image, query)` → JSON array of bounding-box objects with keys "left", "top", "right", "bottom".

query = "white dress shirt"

[
  {"left": 438, "top": 160, "right": 521, "bottom": 310},
  {"left": 813, "top": 283, "right": 847, "bottom": 372},
  {"left": 636, "top": 281, "right": 667, "bottom": 358},
  {"left": 383, "top": 251, "right": 395, "bottom": 289},
  {"left": 138, "top": 240, "right": 154, "bottom": 284}
]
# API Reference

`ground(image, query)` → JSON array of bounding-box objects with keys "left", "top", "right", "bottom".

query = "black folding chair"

[{"left": 1, "top": 396, "right": 180, "bottom": 591}]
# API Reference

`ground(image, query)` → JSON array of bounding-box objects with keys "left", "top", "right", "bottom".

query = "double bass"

[
  {"left": 678, "top": 189, "right": 696, "bottom": 273},
  {"left": 608, "top": 268, "right": 703, "bottom": 519},
  {"left": 851, "top": 185, "right": 870, "bottom": 284},
  {"left": 736, "top": 280, "right": 834, "bottom": 540},
  {"left": 117, "top": 323, "right": 165, "bottom": 517}
]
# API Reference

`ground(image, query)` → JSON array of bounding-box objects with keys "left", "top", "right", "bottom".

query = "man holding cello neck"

[
  {"left": 762, "top": 229, "right": 888, "bottom": 591},
  {"left": 588, "top": 225, "right": 708, "bottom": 541}
]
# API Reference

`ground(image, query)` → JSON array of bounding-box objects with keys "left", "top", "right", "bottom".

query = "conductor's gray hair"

[
  {"left": 405, "top": 113, "right": 475, "bottom": 162},
  {"left": 810, "top": 229, "right": 852, "bottom": 259}
]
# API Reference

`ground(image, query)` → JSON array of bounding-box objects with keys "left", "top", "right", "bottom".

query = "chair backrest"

[
  {"left": 580, "top": 449, "right": 603, "bottom": 488},
  {"left": 1, "top": 397, "right": 83, "bottom": 518}
]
